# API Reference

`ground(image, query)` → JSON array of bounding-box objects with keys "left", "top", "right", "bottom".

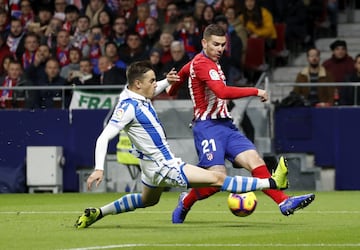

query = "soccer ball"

[{"left": 227, "top": 192, "right": 257, "bottom": 217}]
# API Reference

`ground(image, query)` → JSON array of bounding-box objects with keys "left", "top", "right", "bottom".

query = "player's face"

[
  {"left": 139, "top": 70, "right": 157, "bottom": 99},
  {"left": 202, "top": 35, "right": 226, "bottom": 62}
]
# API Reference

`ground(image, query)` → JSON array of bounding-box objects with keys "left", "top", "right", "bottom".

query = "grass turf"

[{"left": 1, "top": 191, "right": 359, "bottom": 250}]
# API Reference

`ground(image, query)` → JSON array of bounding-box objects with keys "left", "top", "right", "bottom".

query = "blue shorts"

[{"left": 192, "top": 119, "right": 256, "bottom": 168}]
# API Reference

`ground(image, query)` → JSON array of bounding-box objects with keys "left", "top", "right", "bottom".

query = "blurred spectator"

[
  {"left": 340, "top": 54, "right": 360, "bottom": 106},
  {"left": 0, "top": 35, "right": 11, "bottom": 75},
  {"left": 0, "top": 55, "right": 12, "bottom": 77},
  {"left": 322, "top": 40, "right": 355, "bottom": 83},
  {"left": 142, "top": 16, "right": 161, "bottom": 54},
  {"left": 135, "top": 3, "right": 150, "bottom": 38},
  {"left": 152, "top": 0, "right": 168, "bottom": 25},
  {"left": 118, "top": 31, "right": 147, "bottom": 65},
  {"left": 215, "top": 15, "right": 244, "bottom": 86},
  {"left": 41, "top": 16, "right": 63, "bottom": 51},
  {"left": 173, "top": 13, "right": 201, "bottom": 60},
  {"left": 71, "top": 14, "right": 91, "bottom": 56},
  {"left": 69, "top": 58, "right": 100, "bottom": 86},
  {"left": 117, "top": 0, "right": 137, "bottom": 30},
  {"left": 224, "top": 6, "right": 247, "bottom": 58},
  {"left": 104, "top": 41, "right": 126, "bottom": 70},
  {"left": 161, "top": 40, "right": 190, "bottom": 99},
  {"left": 62, "top": 4, "right": 80, "bottom": 35},
  {"left": 97, "top": 9, "right": 114, "bottom": 38},
  {"left": 198, "top": 4, "right": 216, "bottom": 32},
  {"left": 149, "top": 47, "right": 163, "bottom": 80},
  {"left": 60, "top": 47, "right": 81, "bottom": 82},
  {"left": 24, "top": 44, "right": 51, "bottom": 84},
  {"left": 84, "top": 0, "right": 106, "bottom": 27},
  {"left": 163, "top": 2, "right": 181, "bottom": 34},
  {"left": 20, "top": 32, "right": 39, "bottom": 70},
  {"left": 36, "top": 4, "right": 53, "bottom": 28},
  {"left": 88, "top": 25, "right": 106, "bottom": 74},
  {"left": 193, "top": 0, "right": 206, "bottom": 25},
  {"left": 25, "top": 58, "right": 66, "bottom": 109},
  {"left": 53, "top": 0, "right": 67, "bottom": 21},
  {"left": 217, "top": 0, "right": 241, "bottom": 15},
  {"left": 19, "top": 0, "right": 35, "bottom": 29},
  {"left": 6, "top": 18, "right": 25, "bottom": 59},
  {"left": 239, "top": 0, "right": 277, "bottom": 50},
  {"left": 105, "top": 0, "right": 119, "bottom": 15},
  {"left": 293, "top": 47, "right": 335, "bottom": 107},
  {"left": 0, "top": 59, "right": 27, "bottom": 108},
  {"left": 55, "top": 29, "right": 71, "bottom": 67},
  {"left": 110, "top": 16, "right": 128, "bottom": 49},
  {"left": 98, "top": 55, "right": 126, "bottom": 90},
  {"left": 0, "top": 9, "right": 10, "bottom": 37},
  {"left": 153, "top": 30, "right": 174, "bottom": 65}
]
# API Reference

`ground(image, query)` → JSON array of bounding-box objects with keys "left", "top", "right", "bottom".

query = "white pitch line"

[
  {"left": 0, "top": 210, "right": 360, "bottom": 214},
  {"left": 61, "top": 243, "right": 360, "bottom": 250}
]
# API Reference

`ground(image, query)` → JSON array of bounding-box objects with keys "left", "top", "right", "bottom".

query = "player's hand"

[
  {"left": 166, "top": 68, "right": 180, "bottom": 85},
  {"left": 257, "top": 89, "right": 268, "bottom": 102},
  {"left": 87, "top": 169, "right": 104, "bottom": 191}
]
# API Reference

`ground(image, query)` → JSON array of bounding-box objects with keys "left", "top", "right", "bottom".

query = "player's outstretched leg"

[
  {"left": 271, "top": 156, "right": 289, "bottom": 190},
  {"left": 279, "top": 193, "right": 316, "bottom": 216},
  {"left": 172, "top": 187, "right": 220, "bottom": 224},
  {"left": 75, "top": 208, "right": 103, "bottom": 229},
  {"left": 172, "top": 192, "right": 189, "bottom": 224},
  {"left": 272, "top": 156, "right": 316, "bottom": 216}
]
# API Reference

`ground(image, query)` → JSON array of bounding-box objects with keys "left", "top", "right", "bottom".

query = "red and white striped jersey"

[{"left": 169, "top": 52, "right": 259, "bottom": 121}]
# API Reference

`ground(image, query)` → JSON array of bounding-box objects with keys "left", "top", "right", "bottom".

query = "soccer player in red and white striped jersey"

[{"left": 168, "top": 24, "right": 315, "bottom": 223}]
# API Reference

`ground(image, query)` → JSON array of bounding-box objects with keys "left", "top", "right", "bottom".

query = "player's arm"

[
  {"left": 154, "top": 68, "right": 179, "bottom": 96},
  {"left": 197, "top": 65, "right": 268, "bottom": 101},
  {"left": 87, "top": 103, "right": 134, "bottom": 190},
  {"left": 166, "top": 62, "right": 191, "bottom": 96}
]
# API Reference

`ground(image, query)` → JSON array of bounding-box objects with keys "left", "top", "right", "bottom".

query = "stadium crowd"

[{"left": 0, "top": 0, "right": 349, "bottom": 109}]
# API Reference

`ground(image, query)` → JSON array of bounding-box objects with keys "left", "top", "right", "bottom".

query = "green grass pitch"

[{"left": 1, "top": 191, "right": 360, "bottom": 250}]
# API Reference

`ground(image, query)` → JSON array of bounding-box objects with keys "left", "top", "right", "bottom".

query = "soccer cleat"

[
  {"left": 271, "top": 156, "right": 289, "bottom": 190},
  {"left": 172, "top": 192, "right": 189, "bottom": 224},
  {"left": 279, "top": 193, "right": 315, "bottom": 216},
  {"left": 75, "top": 207, "right": 102, "bottom": 229}
]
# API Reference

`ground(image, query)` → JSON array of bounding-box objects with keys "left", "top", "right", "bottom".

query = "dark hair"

[
  {"left": 65, "top": 4, "right": 80, "bottom": 14},
  {"left": 241, "top": 0, "right": 263, "bottom": 27},
  {"left": 203, "top": 24, "right": 226, "bottom": 39},
  {"left": 77, "top": 14, "right": 90, "bottom": 22},
  {"left": 126, "top": 60, "right": 153, "bottom": 86}
]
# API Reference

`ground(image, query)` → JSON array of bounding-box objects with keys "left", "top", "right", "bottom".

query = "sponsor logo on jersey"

[
  {"left": 114, "top": 108, "right": 124, "bottom": 121},
  {"left": 209, "top": 69, "right": 220, "bottom": 80}
]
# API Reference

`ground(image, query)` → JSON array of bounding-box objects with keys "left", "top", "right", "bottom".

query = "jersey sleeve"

[
  {"left": 95, "top": 101, "right": 136, "bottom": 170},
  {"left": 167, "top": 62, "right": 191, "bottom": 96},
  {"left": 194, "top": 61, "right": 259, "bottom": 99}
]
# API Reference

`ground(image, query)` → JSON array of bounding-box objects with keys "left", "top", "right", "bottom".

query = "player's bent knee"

[{"left": 212, "top": 171, "right": 226, "bottom": 186}]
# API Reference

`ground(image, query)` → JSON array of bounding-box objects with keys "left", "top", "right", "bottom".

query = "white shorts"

[{"left": 140, "top": 158, "right": 189, "bottom": 188}]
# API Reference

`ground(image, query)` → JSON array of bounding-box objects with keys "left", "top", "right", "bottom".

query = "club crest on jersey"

[
  {"left": 206, "top": 152, "right": 214, "bottom": 161},
  {"left": 209, "top": 69, "right": 220, "bottom": 80}
]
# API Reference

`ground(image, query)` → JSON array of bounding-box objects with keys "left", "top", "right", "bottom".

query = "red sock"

[
  {"left": 183, "top": 187, "right": 220, "bottom": 210},
  {"left": 252, "top": 165, "right": 289, "bottom": 204}
]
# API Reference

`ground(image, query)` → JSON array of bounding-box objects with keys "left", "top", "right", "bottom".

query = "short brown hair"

[
  {"left": 126, "top": 61, "right": 153, "bottom": 86},
  {"left": 203, "top": 24, "right": 226, "bottom": 40}
]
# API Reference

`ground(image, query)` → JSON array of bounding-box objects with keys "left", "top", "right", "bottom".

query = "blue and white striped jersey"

[{"left": 109, "top": 87, "right": 175, "bottom": 164}]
